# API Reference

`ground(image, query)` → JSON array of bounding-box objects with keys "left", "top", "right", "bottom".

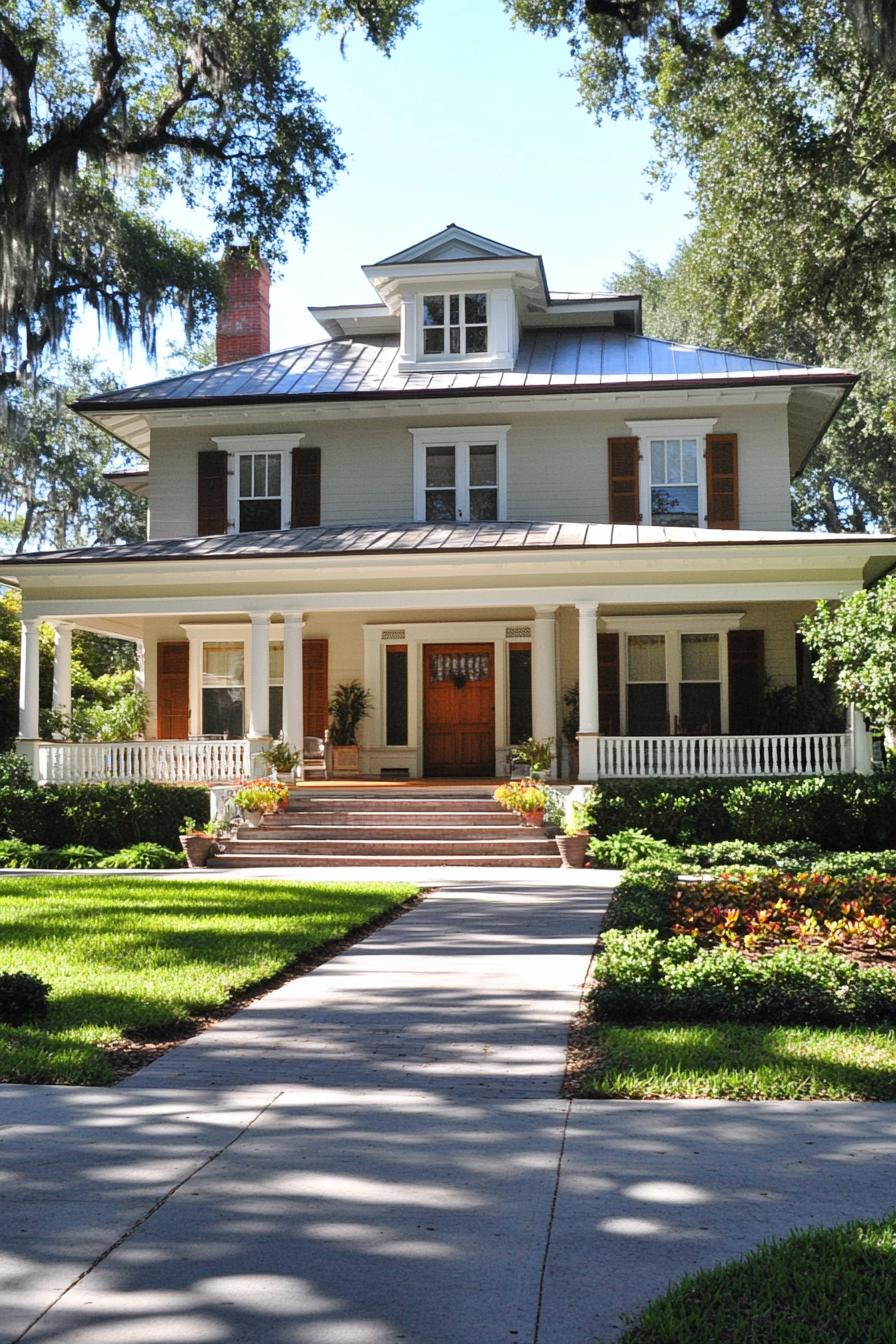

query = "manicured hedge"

[
  {"left": 591, "top": 928, "right": 896, "bottom": 1026},
  {"left": 582, "top": 774, "right": 896, "bottom": 849},
  {"left": 0, "top": 755, "right": 209, "bottom": 850},
  {"left": 600, "top": 862, "right": 679, "bottom": 935}
]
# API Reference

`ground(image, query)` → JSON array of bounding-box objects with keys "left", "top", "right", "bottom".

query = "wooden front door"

[
  {"left": 423, "top": 644, "right": 495, "bottom": 777},
  {"left": 156, "top": 641, "right": 189, "bottom": 738}
]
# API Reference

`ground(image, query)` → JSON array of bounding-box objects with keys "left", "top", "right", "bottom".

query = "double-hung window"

[
  {"left": 625, "top": 419, "right": 718, "bottom": 529},
  {"left": 422, "top": 292, "right": 488, "bottom": 356},
  {"left": 238, "top": 452, "right": 282, "bottom": 531},
  {"left": 411, "top": 426, "right": 508, "bottom": 522},
  {"left": 214, "top": 433, "right": 301, "bottom": 534},
  {"left": 202, "top": 642, "right": 245, "bottom": 738}
]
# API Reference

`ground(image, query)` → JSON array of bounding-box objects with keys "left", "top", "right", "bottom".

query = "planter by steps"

[
  {"left": 520, "top": 807, "right": 545, "bottom": 828},
  {"left": 180, "top": 834, "right": 215, "bottom": 868},
  {"left": 242, "top": 809, "right": 264, "bottom": 828},
  {"left": 330, "top": 744, "right": 361, "bottom": 777},
  {"left": 555, "top": 834, "right": 589, "bottom": 868}
]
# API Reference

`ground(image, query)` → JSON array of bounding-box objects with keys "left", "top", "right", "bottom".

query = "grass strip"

[
  {"left": 0, "top": 876, "right": 417, "bottom": 1085},
  {"left": 614, "top": 1213, "right": 896, "bottom": 1343},
  {"left": 585, "top": 1022, "right": 896, "bottom": 1100}
]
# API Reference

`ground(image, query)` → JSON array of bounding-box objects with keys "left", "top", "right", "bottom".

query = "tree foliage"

[
  {"left": 801, "top": 578, "right": 896, "bottom": 739},
  {"left": 0, "top": 1, "right": 417, "bottom": 386},
  {"left": 541, "top": 1, "right": 896, "bottom": 532},
  {"left": 0, "top": 356, "right": 146, "bottom": 552}
]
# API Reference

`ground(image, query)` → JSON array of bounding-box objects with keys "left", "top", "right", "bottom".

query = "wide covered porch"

[{"left": 5, "top": 521, "right": 890, "bottom": 786}]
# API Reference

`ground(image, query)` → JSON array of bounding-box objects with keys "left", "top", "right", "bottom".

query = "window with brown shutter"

[
  {"left": 291, "top": 446, "right": 321, "bottom": 528},
  {"left": 197, "top": 450, "right": 228, "bottom": 536},
  {"left": 706, "top": 434, "right": 739, "bottom": 529},
  {"left": 728, "top": 629, "right": 764, "bottom": 733},
  {"left": 608, "top": 437, "right": 640, "bottom": 524}
]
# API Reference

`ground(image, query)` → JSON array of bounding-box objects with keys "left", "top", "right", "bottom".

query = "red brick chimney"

[{"left": 216, "top": 249, "right": 271, "bottom": 364}]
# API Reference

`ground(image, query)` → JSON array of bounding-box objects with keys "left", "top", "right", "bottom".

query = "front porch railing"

[
  {"left": 37, "top": 738, "right": 252, "bottom": 785},
  {"left": 595, "top": 732, "right": 852, "bottom": 779}
]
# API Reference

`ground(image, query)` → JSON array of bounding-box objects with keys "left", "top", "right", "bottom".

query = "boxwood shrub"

[
  {"left": 591, "top": 929, "right": 896, "bottom": 1026},
  {"left": 0, "top": 756, "right": 209, "bottom": 849},
  {"left": 581, "top": 775, "right": 896, "bottom": 850},
  {"left": 0, "top": 970, "right": 50, "bottom": 1024},
  {"left": 600, "top": 862, "right": 679, "bottom": 935}
]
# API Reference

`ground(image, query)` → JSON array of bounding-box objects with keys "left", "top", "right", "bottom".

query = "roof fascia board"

[{"left": 16, "top": 577, "right": 864, "bottom": 622}]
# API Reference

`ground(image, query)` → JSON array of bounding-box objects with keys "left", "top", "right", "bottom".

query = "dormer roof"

[{"left": 375, "top": 223, "right": 536, "bottom": 265}]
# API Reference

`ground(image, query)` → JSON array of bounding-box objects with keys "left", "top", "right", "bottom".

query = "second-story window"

[
  {"left": 238, "top": 452, "right": 282, "bottom": 531},
  {"left": 649, "top": 437, "right": 699, "bottom": 527},
  {"left": 422, "top": 292, "right": 488, "bottom": 355},
  {"left": 412, "top": 426, "right": 509, "bottom": 522}
]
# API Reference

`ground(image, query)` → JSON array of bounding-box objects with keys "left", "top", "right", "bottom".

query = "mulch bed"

[{"left": 101, "top": 893, "right": 423, "bottom": 1083}]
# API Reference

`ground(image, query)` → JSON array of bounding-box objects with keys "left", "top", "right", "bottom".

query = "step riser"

[
  {"left": 277, "top": 812, "right": 520, "bottom": 826},
  {"left": 221, "top": 841, "right": 557, "bottom": 857},
  {"left": 209, "top": 855, "right": 562, "bottom": 868},
  {"left": 286, "top": 800, "right": 506, "bottom": 814},
  {"left": 244, "top": 826, "right": 534, "bottom": 840}
]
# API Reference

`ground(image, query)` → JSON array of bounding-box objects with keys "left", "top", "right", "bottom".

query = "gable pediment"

[{"left": 375, "top": 224, "right": 534, "bottom": 267}]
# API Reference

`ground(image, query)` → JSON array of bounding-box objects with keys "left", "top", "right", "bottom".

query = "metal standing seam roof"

[
  {"left": 72, "top": 329, "right": 853, "bottom": 412},
  {"left": 3, "top": 521, "right": 893, "bottom": 569}
]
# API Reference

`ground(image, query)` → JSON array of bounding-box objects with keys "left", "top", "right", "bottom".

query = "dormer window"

[{"left": 422, "top": 292, "right": 488, "bottom": 356}]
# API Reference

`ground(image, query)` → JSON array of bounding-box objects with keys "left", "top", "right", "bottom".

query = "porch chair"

[{"left": 302, "top": 735, "right": 327, "bottom": 779}]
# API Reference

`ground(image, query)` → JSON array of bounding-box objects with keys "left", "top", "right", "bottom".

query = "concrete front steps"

[{"left": 209, "top": 788, "right": 562, "bottom": 868}]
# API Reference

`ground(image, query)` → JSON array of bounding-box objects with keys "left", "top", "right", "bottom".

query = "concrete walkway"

[{"left": 3, "top": 877, "right": 896, "bottom": 1344}]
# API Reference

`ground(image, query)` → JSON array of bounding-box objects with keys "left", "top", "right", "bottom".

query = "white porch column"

[
  {"left": 282, "top": 612, "right": 305, "bottom": 754},
  {"left": 576, "top": 601, "right": 600, "bottom": 781},
  {"left": 17, "top": 616, "right": 42, "bottom": 775},
  {"left": 532, "top": 605, "right": 558, "bottom": 775},
  {"left": 848, "top": 703, "right": 873, "bottom": 774},
  {"left": 247, "top": 611, "right": 271, "bottom": 740},
  {"left": 51, "top": 623, "right": 72, "bottom": 718}
]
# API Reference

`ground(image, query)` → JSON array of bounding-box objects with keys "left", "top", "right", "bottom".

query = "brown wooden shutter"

[
  {"left": 156, "top": 642, "right": 189, "bottom": 739},
  {"left": 706, "top": 433, "right": 739, "bottom": 529},
  {"left": 598, "top": 633, "right": 621, "bottom": 735},
  {"left": 728, "top": 629, "right": 765, "bottom": 734},
  {"left": 197, "top": 450, "right": 228, "bottom": 536},
  {"left": 608, "top": 437, "right": 640, "bottom": 523},
  {"left": 303, "top": 638, "right": 328, "bottom": 739},
  {"left": 291, "top": 446, "right": 321, "bottom": 528}
]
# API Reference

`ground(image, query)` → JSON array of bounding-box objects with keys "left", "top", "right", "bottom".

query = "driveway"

[{"left": 2, "top": 875, "right": 895, "bottom": 1343}]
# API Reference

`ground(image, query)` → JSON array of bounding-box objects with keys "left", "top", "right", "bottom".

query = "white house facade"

[{"left": 4, "top": 224, "right": 895, "bottom": 784}]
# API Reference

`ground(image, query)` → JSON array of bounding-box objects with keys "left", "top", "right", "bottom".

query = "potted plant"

[
  {"left": 327, "top": 680, "right": 373, "bottom": 776},
  {"left": 510, "top": 736, "right": 554, "bottom": 779},
  {"left": 179, "top": 817, "right": 221, "bottom": 868},
  {"left": 493, "top": 778, "right": 549, "bottom": 827},
  {"left": 259, "top": 739, "right": 302, "bottom": 783},
  {"left": 232, "top": 779, "right": 286, "bottom": 827},
  {"left": 554, "top": 801, "right": 590, "bottom": 868}
]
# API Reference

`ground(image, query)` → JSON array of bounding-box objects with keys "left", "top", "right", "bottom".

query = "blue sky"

[{"left": 75, "top": 0, "right": 693, "bottom": 384}]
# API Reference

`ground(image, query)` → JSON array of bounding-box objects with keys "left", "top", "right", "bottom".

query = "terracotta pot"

[
  {"left": 555, "top": 834, "right": 589, "bottom": 868},
  {"left": 179, "top": 834, "right": 215, "bottom": 869},
  {"left": 520, "top": 808, "right": 545, "bottom": 828}
]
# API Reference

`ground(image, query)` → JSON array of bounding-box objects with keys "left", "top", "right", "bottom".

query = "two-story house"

[{"left": 4, "top": 224, "right": 895, "bottom": 785}]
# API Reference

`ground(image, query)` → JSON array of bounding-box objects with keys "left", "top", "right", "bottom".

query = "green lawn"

[
  {"left": 0, "top": 876, "right": 417, "bottom": 1085},
  {"left": 614, "top": 1214, "right": 896, "bottom": 1343},
  {"left": 584, "top": 1022, "right": 896, "bottom": 1101}
]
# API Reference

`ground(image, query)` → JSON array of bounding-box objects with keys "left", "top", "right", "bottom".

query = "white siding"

[{"left": 146, "top": 399, "right": 795, "bottom": 539}]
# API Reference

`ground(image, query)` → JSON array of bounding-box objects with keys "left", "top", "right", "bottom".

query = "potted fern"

[{"left": 327, "top": 680, "right": 373, "bottom": 776}]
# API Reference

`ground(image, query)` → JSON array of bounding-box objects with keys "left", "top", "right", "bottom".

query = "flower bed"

[{"left": 670, "top": 869, "right": 896, "bottom": 955}]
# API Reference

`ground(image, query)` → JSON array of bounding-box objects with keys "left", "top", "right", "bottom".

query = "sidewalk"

[{"left": 3, "top": 878, "right": 895, "bottom": 1343}]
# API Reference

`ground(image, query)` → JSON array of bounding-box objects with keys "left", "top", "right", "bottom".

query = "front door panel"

[{"left": 423, "top": 644, "right": 495, "bottom": 777}]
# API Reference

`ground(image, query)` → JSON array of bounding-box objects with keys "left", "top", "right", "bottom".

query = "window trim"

[
  {"left": 212, "top": 432, "right": 303, "bottom": 534},
  {"left": 420, "top": 291, "right": 489, "bottom": 359},
  {"left": 625, "top": 418, "right": 717, "bottom": 529},
  {"left": 410, "top": 425, "right": 509, "bottom": 523},
  {"left": 602, "top": 612, "right": 743, "bottom": 736}
]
